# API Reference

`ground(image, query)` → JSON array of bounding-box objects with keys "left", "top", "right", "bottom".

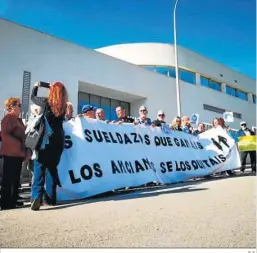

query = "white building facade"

[{"left": 0, "top": 18, "right": 256, "bottom": 130}]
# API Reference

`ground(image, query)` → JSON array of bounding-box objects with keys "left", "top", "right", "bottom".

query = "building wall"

[
  {"left": 180, "top": 81, "right": 255, "bottom": 128},
  {"left": 0, "top": 19, "right": 255, "bottom": 129},
  {"left": 0, "top": 19, "right": 177, "bottom": 122},
  {"left": 96, "top": 43, "right": 256, "bottom": 94}
]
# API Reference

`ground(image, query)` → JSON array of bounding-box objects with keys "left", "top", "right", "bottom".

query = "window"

[
  {"left": 144, "top": 66, "right": 156, "bottom": 72},
  {"left": 200, "top": 76, "right": 221, "bottom": 91},
  {"left": 101, "top": 97, "right": 111, "bottom": 121},
  {"left": 78, "top": 92, "right": 130, "bottom": 120},
  {"left": 143, "top": 65, "right": 177, "bottom": 78},
  {"left": 209, "top": 80, "right": 221, "bottom": 91},
  {"left": 226, "top": 86, "right": 248, "bottom": 101},
  {"left": 90, "top": 94, "right": 100, "bottom": 109},
  {"left": 155, "top": 67, "right": 169, "bottom": 76},
  {"left": 200, "top": 76, "right": 209, "bottom": 88},
  {"left": 169, "top": 67, "right": 176, "bottom": 78},
  {"left": 253, "top": 95, "right": 256, "bottom": 104},
  {"left": 226, "top": 86, "right": 236, "bottom": 96},
  {"left": 236, "top": 90, "right": 247, "bottom": 101},
  {"left": 120, "top": 102, "right": 130, "bottom": 116},
  {"left": 78, "top": 93, "right": 89, "bottom": 113},
  {"left": 110, "top": 99, "right": 120, "bottom": 120},
  {"left": 180, "top": 69, "right": 196, "bottom": 84}
]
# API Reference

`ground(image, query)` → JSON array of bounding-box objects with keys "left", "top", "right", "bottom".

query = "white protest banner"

[{"left": 57, "top": 118, "right": 241, "bottom": 201}]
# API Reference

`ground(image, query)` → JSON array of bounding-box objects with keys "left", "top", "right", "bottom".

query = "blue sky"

[{"left": 0, "top": 0, "right": 256, "bottom": 79}]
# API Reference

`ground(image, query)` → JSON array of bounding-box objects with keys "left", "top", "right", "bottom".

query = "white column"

[
  {"left": 195, "top": 73, "right": 201, "bottom": 86},
  {"left": 248, "top": 92, "right": 253, "bottom": 103},
  {"left": 221, "top": 83, "right": 226, "bottom": 93}
]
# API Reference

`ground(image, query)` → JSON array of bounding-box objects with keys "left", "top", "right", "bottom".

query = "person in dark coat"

[
  {"left": 30, "top": 81, "right": 68, "bottom": 211},
  {"left": 193, "top": 123, "right": 205, "bottom": 136}
]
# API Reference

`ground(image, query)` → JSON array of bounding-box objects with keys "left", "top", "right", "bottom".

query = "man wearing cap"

[
  {"left": 78, "top": 104, "right": 96, "bottom": 119},
  {"left": 237, "top": 121, "right": 256, "bottom": 174}
]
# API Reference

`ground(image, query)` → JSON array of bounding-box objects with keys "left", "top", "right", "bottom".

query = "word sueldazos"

[{"left": 64, "top": 130, "right": 204, "bottom": 150}]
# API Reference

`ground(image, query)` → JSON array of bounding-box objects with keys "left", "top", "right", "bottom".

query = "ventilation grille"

[
  {"left": 203, "top": 104, "right": 242, "bottom": 119},
  {"left": 21, "top": 71, "right": 31, "bottom": 115}
]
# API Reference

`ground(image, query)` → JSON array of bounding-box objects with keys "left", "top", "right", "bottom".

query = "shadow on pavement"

[
  {"left": 2, "top": 171, "right": 255, "bottom": 212},
  {"left": 40, "top": 185, "right": 208, "bottom": 211}
]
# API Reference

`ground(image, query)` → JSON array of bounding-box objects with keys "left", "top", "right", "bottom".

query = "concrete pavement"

[{"left": 0, "top": 174, "right": 256, "bottom": 248}]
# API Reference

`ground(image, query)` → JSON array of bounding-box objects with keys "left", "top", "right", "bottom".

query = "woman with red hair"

[{"left": 30, "top": 81, "right": 68, "bottom": 211}]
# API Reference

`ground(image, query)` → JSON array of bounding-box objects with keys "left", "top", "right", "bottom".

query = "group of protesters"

[{"left": 0, "top": 81, "right": 256, "bottom": 211}]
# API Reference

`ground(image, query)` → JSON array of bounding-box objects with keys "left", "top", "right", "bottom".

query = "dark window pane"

[
  {"left": 155, "top": 67, "right": 169, "bottom": 76},
  {"left": 120, "top": 102, "right": 130, "bottom": 116},
  {"left": 78, "top": 92, "right": 89, "bottom": 113},
  {"left": 90, "top": 94, "right": 101, "bottom": 108},
  {"left": 236, "top": 90, "right": 247, "bottom": 101},
  {"left": 253, "top": 95, "right": 256, "bottom": 104},
  {"left": 209, "top": 80, "right": 221, "bottom": 91},
  {"left": 111, "top": 99, "right": 120, "bottom": 120},
  {"left": 226, "top": 86, "right": 236, "bottom": 96},
  {"left": 200, "top": 76, "right": 209, "bottom": 87},
  {"left": 78, "top": 93, "right": 130, "bottom": 120},
  {"left": 180, "top": 69, "right": 195, "bottom": 84},
  {"left": 169, "top": 67, "right": 176, "bottom": 78},
  {"left": 78, "top": 92, "right": 89, "bottom": 102},
  {"left": 144, "top": 66, "right": 156, "bottom": 72},
  {"left": 101, "top": 97, "right": 111, "bottom": 120}
]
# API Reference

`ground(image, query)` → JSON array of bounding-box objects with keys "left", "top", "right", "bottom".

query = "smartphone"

[{"left": 39, "top": 81, "right": 50, "bottom": 88}]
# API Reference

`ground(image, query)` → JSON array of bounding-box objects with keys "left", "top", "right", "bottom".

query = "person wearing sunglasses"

[
  {"left": 135, "top": 106, "right": 152, "bottom": 126},
  {"left": 152, "top": 110, "right": 166, "bottom": 127},
  {"left": 237, "top": 121, "right": 256, "bottom": 174},
  {"left": 0, "top": 97, "right": 30, "bottom": 210}
]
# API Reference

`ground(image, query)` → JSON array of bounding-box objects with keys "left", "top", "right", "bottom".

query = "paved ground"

[{"left": 0, "top": 173, "right": 256, "bottom": 248}]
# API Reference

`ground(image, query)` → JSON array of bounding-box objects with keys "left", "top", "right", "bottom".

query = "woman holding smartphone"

[{"left": 30, "top": 81, "right": 68, "bottom": 211}]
